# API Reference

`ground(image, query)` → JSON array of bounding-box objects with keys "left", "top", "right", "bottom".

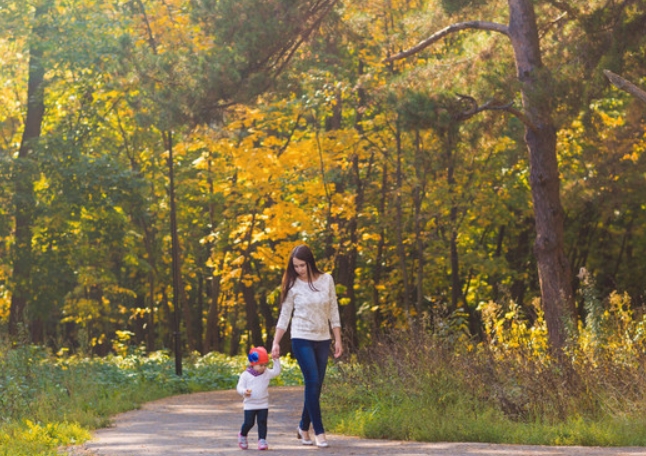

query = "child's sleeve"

[
  {"left": 236, "top": 372, "right": 248, "bottom": 396},
  {"left": 268, "top": 358, "right": 281, "bottom": 379}
]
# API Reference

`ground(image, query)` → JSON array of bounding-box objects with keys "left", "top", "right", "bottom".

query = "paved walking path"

[{"left": 69, "top": 386, "right": 646, "bottom": 456}]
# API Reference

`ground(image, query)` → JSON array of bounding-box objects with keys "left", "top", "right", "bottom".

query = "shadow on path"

[{"left": 71, "top": 386, "right": 646, "bottom": 456}]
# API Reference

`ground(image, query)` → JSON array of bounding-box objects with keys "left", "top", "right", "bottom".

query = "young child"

[{"left": 236, "top": 346, "right": 281, "bottom": 450}]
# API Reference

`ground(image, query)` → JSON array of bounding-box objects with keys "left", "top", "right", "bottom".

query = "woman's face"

[{"left": 293, "top": 257, "right": 308, "bottom": 279}]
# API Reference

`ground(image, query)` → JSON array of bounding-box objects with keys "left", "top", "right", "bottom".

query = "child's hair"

[
  {"left": 248, "top": 346, "right": 269, "bottom": 365},
  {"left": 280, "top": 244, "right": 322, "bottom": 303}
]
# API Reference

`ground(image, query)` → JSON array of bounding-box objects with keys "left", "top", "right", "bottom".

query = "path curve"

[{"left": 69, "top": 386, "right": 646, "bottom": 456}]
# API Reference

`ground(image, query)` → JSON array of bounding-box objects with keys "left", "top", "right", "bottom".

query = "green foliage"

[
  {"left": 394, "top": 90, "right": 454, "bottom": 132},
  {"left": 440, "top": 0, "right": 487, "bottom": 15}
]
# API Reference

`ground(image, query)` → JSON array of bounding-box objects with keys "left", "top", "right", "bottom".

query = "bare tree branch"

[
  {"left": 501, "top": 105, "right": 538, "bottom": 132},
  {"left": 453, "top": 94, "right": 538, "bottom": 131},
  {"left": 603, "top": 70, "right": 646, "bottom": 105},
  {"left": 383, "top": 21, "right": 509, "bottom": 63}
]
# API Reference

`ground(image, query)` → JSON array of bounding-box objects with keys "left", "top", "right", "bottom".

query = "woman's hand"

[
  {"left": 332, "top": 327, "right": 343, "bottom": 358},
  {"left": 333, "top": 339, "right": 343, "bottom": 358},
  {"left": 271, "top": 343, "right": 280, "bottom": 359},
  {"left": 272, "top": 328, "right": 285, "bottom": 359}
]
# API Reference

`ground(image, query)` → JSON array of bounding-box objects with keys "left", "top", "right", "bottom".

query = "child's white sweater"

[{"left": 236, "top": 358, "right": 281, "bottom": 410}]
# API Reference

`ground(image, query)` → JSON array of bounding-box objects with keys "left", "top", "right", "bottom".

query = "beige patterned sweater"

[{"left": 276, "top": 273, "right": 341, "bottom": 341}]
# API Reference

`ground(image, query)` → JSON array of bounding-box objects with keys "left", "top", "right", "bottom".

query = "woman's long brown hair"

[{"left": 280, "top": 244, "right": 323, "bottom": 303}]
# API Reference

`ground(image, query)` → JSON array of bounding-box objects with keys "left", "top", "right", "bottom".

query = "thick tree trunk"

[
  {"left": 9, "top": 2, "right": 49, "bottom": 340},
  {"left": 508, "top": 0, "right": 575, "bottom": 350}
]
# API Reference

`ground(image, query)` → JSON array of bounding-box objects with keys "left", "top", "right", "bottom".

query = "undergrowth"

[{"left": 323, "top": 274, "right": 646, "bottom": 446}]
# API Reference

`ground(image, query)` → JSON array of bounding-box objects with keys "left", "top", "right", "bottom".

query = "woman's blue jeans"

[{"left": 291, "top": 338, "right": 331, "bottom": 436}]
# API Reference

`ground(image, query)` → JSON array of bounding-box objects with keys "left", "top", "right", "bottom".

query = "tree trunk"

[
  {"left": 508, "top": 0, "right": 575, "bottom": 350},
  {"left": 394, "top": 123, "right": 411, "bottom": 320},
  {"left": 147, "top": 270, "right": 156, "bottom": 351},
  {"left": 166, "top": 131, "right": 183, "bottom": 375},
  {"left": 441, "top": 124, "right": 463, "bottom": 313},
  {"left": 9, "top": 2, "right": 49, "bottom": 340},
  {"left": 229, "top": 304, "right": 241, "bottom": 357},
  {"left": 507, "top": 218, "right": 533, "bottom": 310},
  {"left": 335, "top": 151, "right": 363, "bottom": 351},
  {"left": 203, "top": 157, "right": 223, "bottom": 353},
  {"left": 204, "top": 258, "right": 224, "bottom": 353},
  {"left": 371, "top": 160, "right": 388, "bottom": 335},
  {"left": 258, "top": 293, "right": 275, "bottom": 347},
  {"left": 412, "top": 131, "right": 425, "bottom": 319},
  {"left": 335, "top": 246, "right": 357, "bottom": 351},
  {"left": 241, "top": 278, "right": 263, "bottom": 347},
  {"left": 195, "top": 274, "right": 205, "bottom": 354},
  {"left": 239, "top": 213, "right": 263, "bottom": 348}
]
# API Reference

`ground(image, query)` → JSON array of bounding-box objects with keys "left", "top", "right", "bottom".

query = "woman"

[{"left": 271, "top": 244, "right": 343, "bottom": 448}]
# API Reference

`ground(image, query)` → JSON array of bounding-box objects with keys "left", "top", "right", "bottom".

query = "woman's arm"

[
  {"left": 327, "top": 274, "right": 342, "bottom": 358},
  {"left": 274, "top": 287, "right": 294, "bottom": 358}
]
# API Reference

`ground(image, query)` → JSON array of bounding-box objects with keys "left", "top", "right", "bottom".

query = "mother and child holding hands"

[{"left": 236, "top": 244, "right": 343, "bottom": 450}]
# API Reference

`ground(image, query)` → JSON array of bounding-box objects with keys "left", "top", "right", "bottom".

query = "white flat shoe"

[
  {"left": 297, "top": 427, "right": 313, "bottom": 445},
  {"left": 315, "top": 434, "right": 329, "bottom": 448}
]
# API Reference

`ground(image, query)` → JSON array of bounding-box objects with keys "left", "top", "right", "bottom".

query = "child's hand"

[{"left": 244, "top": 389, "right": 252, "bottom": 397}]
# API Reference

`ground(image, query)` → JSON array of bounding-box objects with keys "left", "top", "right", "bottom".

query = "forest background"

[
  {"left": 4, "top": 0, "right": 646, "bottom": 453},
  {"left": 1, "top": 0, "right": 646, "bottom": 364}
]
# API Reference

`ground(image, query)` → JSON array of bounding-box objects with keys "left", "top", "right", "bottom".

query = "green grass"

[
  {"left": 0, "top": 345, "right": 302, "bottom": 455},
  {"left": 325, "top": 380, "right": 646, "bottom": 446}
]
